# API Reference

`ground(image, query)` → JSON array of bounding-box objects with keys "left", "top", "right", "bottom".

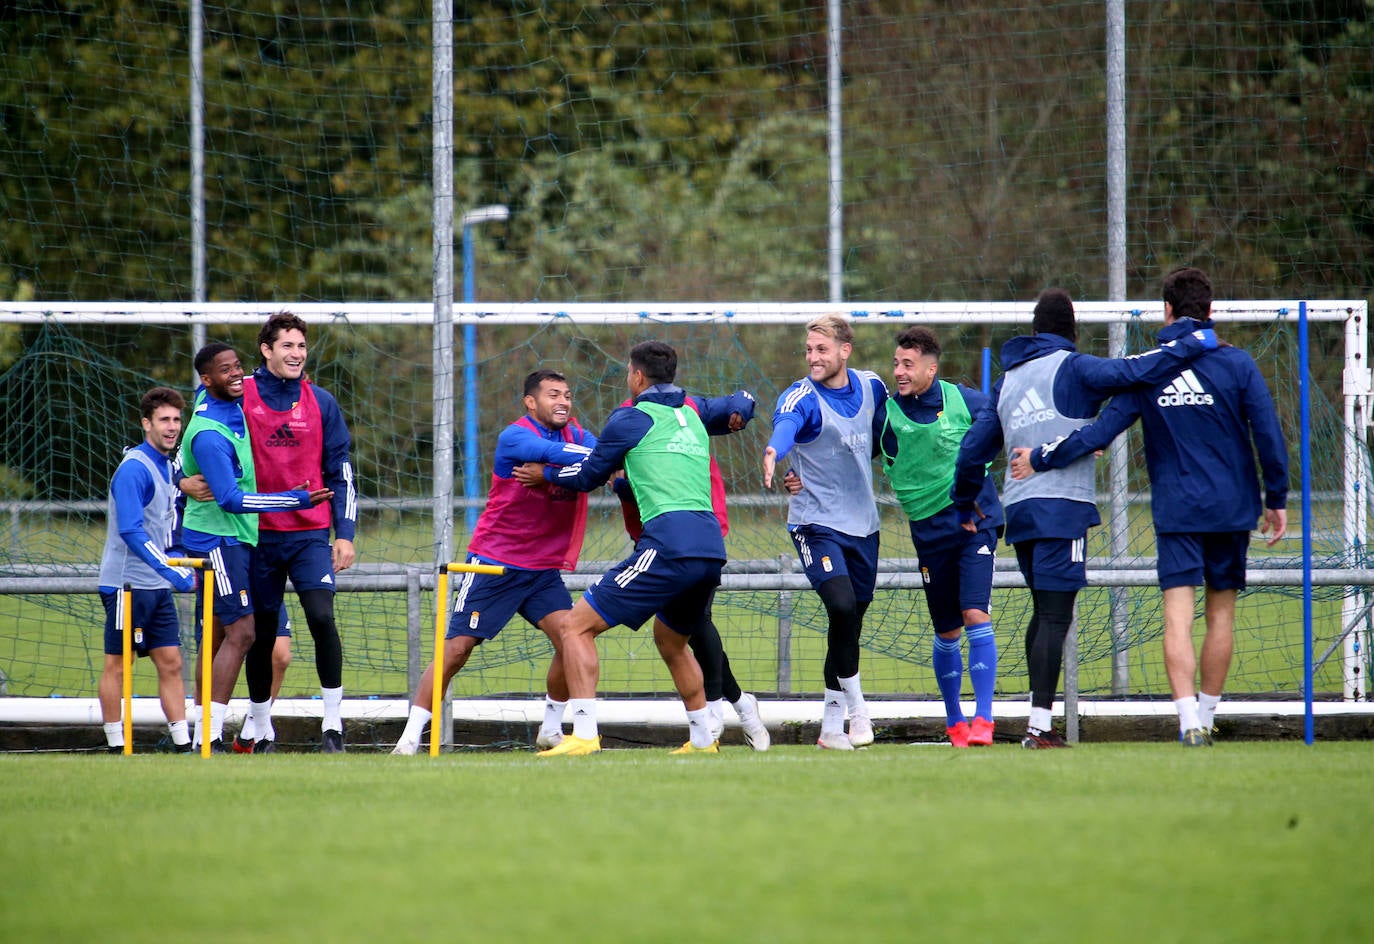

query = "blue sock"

[
  {"left": 932, "top": 634, "right": 965, "bottom": 725},
  {"left": 966, "top": 621, "right": 998, "bottom": 720}
]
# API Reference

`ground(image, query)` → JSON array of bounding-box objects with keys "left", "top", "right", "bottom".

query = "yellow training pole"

[
  {"left": 121, "top": 584, "right": 133, "bottom": 756},
  {"left": 167, "top": 558, "right": 213, "bottom": 758},
  {"left": 429, "top": 561, "right": 505, "bottom": 758}
]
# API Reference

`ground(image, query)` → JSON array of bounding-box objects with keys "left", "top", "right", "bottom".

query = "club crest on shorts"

[
  {"left": 239, "top": 590, "right": 249, "bottom": 606},
  {"left": 921, "top": 567, "right": 931, "bottom": 585},
  {"left": 469, "top": 612, "right": 480, "bottom": 630},
  {"left": 821, "top": 555, "right": 833, "bottom": 573}
]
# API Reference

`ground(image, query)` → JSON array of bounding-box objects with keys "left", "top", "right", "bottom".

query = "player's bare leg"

[
  {"left": 538, "top": 598, "right": 607, "bottom": 757},
  {"left": 1162, "top": 585, "right": 1208, "bottom": 744}
]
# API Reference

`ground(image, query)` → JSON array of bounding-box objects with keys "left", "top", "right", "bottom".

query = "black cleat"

[
  {"left": 209, "top": 738, "right": 229, "bottom": 754},
  {"left": 172, "top": 741, "right": 194, "bottom": 754},
  {"left": 107, "top": 745, "right": 124, "bottom": 755},
  {"left": 321, "top": 727, "right": 345, "bottom": 754},
  {"left": 1021, "top": 729, "right": 1070, "bottom": 749},
  {"left": 232, "top": 735, "right": 256, "bottom": 754},
  {"left": 254, "top": 738, "right": 277, "bottom": 754}
]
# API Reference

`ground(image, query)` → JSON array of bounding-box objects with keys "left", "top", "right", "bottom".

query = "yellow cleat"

[
  {"left": 669, "top": 741, "right": 720, "bottom": 754},
  {"left": 536, "top": 734, "right": 601, "bottom": 757}
]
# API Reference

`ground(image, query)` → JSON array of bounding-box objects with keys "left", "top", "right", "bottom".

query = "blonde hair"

[{"left": 805, "top": 313, "right": 854, "bottom": 346}]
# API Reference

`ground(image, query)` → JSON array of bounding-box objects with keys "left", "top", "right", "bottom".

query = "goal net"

[{"left": 0, "top": 301, "right": 1365, "bottom": 710}]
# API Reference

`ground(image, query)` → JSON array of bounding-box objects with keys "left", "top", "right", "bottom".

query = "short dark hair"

[
  {"left": 194, "top": 342, "right": 237, "bottom": 376},
  {"left": 258, "top": 310, "right": 309, "bottom": 353},
  {"left": 629, "top": 341, "right": 677, "bottom": 385},
  {"left": 1162, "top": 267, "right": 1213, "bottom": 321},
  {"left": 523, "top": 368, "right": 567, "bottom": 397},
  {"left": 895, "top": 325, "right": 940, "bottom": 358},
  {"left": 140, "top": 386, "right": 185, "bottom": 420},
  {"left": 1031, "top": 288, "right": 1077, "bottom": 342}
]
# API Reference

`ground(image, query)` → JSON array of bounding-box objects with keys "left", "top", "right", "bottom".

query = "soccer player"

[
  {"left": 952, "top": 288, "right": 1217, "bottom": 748},
  {"left": 391, "top": 369, "right": 596, "bottom": 755},
  {"left": 763, "top": 314, "right": 887, "bottom": 750},
  {"left": 235, "top": 311, "right": 357, "bottom": 753},
  {"left": 1008, "top": 268, "right": 1287, "bottom": 746},
  {"left": 96, "top": 387, "right": 197, "bottom": 753},
  {"left": 611, "top": 387, "right": 770, "bottom": 750},
  {"left": 879, "top": 326, "right": 1003, "bottom": 748},
  {"left": 179, "top": 343, "right": 332, "bottom": 752},
  {"left": 527, "top": 341, "right": 727, "bottom": 757}
]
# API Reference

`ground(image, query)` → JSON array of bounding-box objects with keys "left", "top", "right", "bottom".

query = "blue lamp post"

[{"left": 460, "top": 204, "right": 509, "bottom": 534}]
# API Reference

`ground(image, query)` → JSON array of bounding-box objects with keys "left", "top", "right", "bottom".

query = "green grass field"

[{"left": 2, "top": 743, "right": 1366, "bottom": 943}]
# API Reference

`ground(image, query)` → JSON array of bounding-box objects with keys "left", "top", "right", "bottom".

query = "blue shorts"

[
  {"left": 447, "top": 559, "right": 572, "bottom": 640},
  {"left": 1157, "top": 531, "right": 1250, "bottom": 592},
  {"left": 583, "top": 547, "right": 723, "bottom": 634},
  {"left": 197, "top": 543, "right": 256, "bottom": 626},
  {"left": 251, "top": 531, "right": 336, "bottom": 613},
  {"left": 916, "top": 527, "right": 997, "bottom": 633},
  {"left": 100, "top": 588, "right": 182, "bottom": 656},
  {"left": 789, "top": 524, "right": 879, "bottom": 601},
  {"left": 1013, "top": 536, "right": 1087, "bottom": 592}
]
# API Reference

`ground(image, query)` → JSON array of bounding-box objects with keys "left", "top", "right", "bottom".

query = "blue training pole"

[
  {"left": 981, "top": 346, "right": 991, "bottom": 396},
  {"left": 1300, "top": 301, "right": 1314, "bottom": 744}
]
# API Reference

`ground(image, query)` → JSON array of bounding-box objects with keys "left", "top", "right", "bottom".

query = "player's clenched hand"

[
  {"left": 1009, "top": 447, "right": 1035, "bottom": 480},
  {"left": 512, "top": 462, "right": 547, "bottom": 488},
  {"left": 782, "top": 469, "right": 803, "bottom": 496},
  {"left": 180, "top": 474, "right": 214, "bottom": 502}
]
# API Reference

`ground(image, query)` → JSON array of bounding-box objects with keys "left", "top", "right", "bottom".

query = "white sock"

[
  {"left": 250, "top": 699, "right": 275, "bottom": 742},
  {"left": 838, "top": 673, "right": 868, "bottom": 719},
  {"left": 687, "top": 707, "right": 714, "bottom": 748},
  {"left": 541, "top": 696, "right": 567, "bottom": 736},
  {"left": 1175, "top": 696, "right": 1201, "bottom": 733},
  {"left": 821, "top": 689, "right": 846, "bottom": 735},
  {"left": 709, "top": 699, "right": 726, "bottom": 735},
  {"left": 1198, "top": 692, "right": 1222, "bottom": 730},
  {"left": 103, "top": 721, "right": 124, "bottom": 748},
  {"left": 210, "top": 702, "right": 228, "bottom": 742},
  {"left": 191, "top": 705, "right": 202, "bottom": 748},
  {"left": 731, "top": 692, "right": 757, "bottom": 721},
  {"left": 569, "top": 698, "right": 598, "bottom": 740},
  {"left": 238, "top": 711, "right": 257, "bottom": 742},
  {"left": 1029, "top": 706, "right": 1054, "bottom": 734},
  {"left": 168, "top": 720, "right": 190, "bottom": 746},
  {"left": 321, "top": 686, "right": 344, "bottom": 733},
  {"left": 400, "top": 705, "right": 432, "bottom": 745}
]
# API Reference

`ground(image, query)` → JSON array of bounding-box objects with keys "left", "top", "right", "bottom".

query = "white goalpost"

[{"left": 0, "top": 299, "right": 1369, "bottom": 741}]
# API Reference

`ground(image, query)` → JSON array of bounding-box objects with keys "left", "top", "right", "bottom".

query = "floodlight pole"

[{"left": 460, "top": 204, "right": 509, "bottom": 535}]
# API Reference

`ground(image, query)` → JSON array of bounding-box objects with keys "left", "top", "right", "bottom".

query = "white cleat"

[
  {"left": 734, "top": 692, "right": 771, "bottom": 752},
  {"left": 816, "top": 730, "right": 854, "bottom": 751},
  {"left": 390, "top": 739, "right": 419, "bottom": 756},
  {"left": 535, "top": 730, "right": 565, "bottom": 750},
  {"left": 848, "top": 715, "right": 874, "bottom": 748}
]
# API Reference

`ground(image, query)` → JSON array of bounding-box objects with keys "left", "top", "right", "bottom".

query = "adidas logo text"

[
  {"left": 1157, "top": 370, "right": 1214, "bottom": 408},
  {"left": 1008, "top": 388, "right": 1056, "bottom": 431}
]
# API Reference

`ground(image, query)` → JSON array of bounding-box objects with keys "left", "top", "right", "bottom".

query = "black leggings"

[
  {"left": 1025, "top": 588, "right": 1077, "bottom": 710},
  {"left": 818, "top": 576, "right": 868, "bottom": 689},
  {"left": 245, "top": 589, "right": 343, "bottom": 701}
]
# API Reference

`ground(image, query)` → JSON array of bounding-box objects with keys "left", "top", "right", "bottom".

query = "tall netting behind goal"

[{"left": 0, "top": 304, "right": 1365, "bottom": 708}]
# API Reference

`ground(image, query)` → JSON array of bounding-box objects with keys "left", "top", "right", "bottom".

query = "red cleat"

[
  {"left": 968, "top": 716, "right": 994, "bottom": 746},
  {"left": 946, "top": 720, "right": 971, "bottom": 748}
]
